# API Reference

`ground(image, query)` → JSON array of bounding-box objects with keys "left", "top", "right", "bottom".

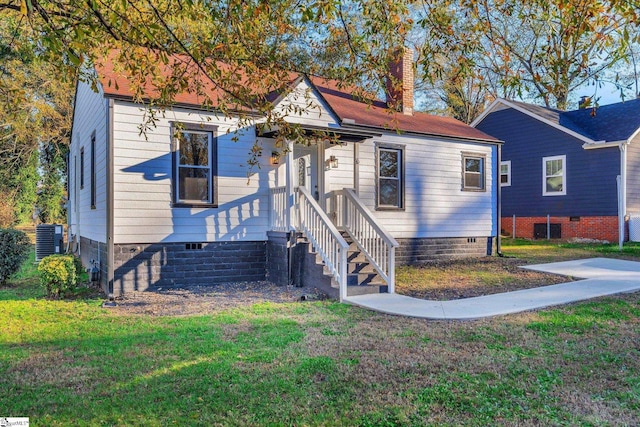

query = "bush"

[
  {"left": 38, "top": 254, "right": 77, "bottom": 297},
  {"left": 0, "top": 228, "right": 31, "bottom": 285}
]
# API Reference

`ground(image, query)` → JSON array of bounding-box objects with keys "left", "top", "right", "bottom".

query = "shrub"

[
  {"left": 0, "top": 228, "right": 31, "bottom": 285},
  {"left": 38, "top": 254, "right": 77, "bottom": 297}
]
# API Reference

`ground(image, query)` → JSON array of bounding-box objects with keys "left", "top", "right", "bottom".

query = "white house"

[{"left": 68, "top": 49, "right": 501, "bottom": 300}]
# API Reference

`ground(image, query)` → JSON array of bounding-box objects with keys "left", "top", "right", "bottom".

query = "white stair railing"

[
  {"left": 335, "top": 188, "right": 399, "bottom": 293},
  {"left": 269, "top": 186, "right": 288, "bottom": 232},
  {"left": 298, "top": 186, "right": 349, "bottom": 301}
]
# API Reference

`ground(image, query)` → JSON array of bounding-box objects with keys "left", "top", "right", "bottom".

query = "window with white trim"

[
  {"left": 500, "top": 160, "right": 511, "bottom": 187},
  {"left": 462, "top": 153, "right": 486, "bottom": 191},
  {"left": 173, "top": 127, "right": 217, "bottom": 206},
  {"left": 377, "top": 146, "right": 404, "bottom": 209},
  {"left": 543, "top": 155, "right": 566, "bottom": 196}
]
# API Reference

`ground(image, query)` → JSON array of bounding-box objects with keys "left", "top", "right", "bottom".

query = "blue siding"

[{"left": 477, "top": 108, "right": 620, "bottom": 217}]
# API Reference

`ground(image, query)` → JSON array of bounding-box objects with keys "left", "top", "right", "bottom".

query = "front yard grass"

[{"left": 1, "top": 241, "right": 639, "bottom": 426}]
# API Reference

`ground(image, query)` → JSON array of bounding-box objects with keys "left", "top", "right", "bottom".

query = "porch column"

[{"left": 285, "top": 139, "right": 295, "bottom": 231}]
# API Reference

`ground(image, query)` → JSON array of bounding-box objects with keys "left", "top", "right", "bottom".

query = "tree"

[
  {"left": 417, "top": 0, "right": 639, "bottom": 110},
  {"left": 0, "top": 0, "right": 419, "bottom": 174},
  {"left": 0, "top": 15, "right": 73, "bottom": 226}
]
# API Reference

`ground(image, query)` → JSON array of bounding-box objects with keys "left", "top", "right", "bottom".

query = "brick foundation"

[
  {"left": 501, "top": 216, "right": 622, "bottom": 242},
  {"left": 395, "top": 237, "right": 492, "bottom": 265},
  {"left": 266, "top": 231, "right": 292, "bottom": 286},
  {"left": 112, "top": 241, "right": 266, "bottom": 295}
]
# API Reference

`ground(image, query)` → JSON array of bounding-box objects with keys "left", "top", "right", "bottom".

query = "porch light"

[
  {"left": 270, "top": 151, "right": 280, "bottom": 165},
  {"left": 329, "top": 155, "right": 339, "bottom": 168}
]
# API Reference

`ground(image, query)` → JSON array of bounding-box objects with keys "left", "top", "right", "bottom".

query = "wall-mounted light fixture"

[
  {"left": 329, "top": 155, "right": 339, "bottom": 168},
  {"left": 270, "top": 151, "right": 280, "bottom": 165}
]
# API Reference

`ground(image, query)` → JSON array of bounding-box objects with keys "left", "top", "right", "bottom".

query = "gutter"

[
  {"left": 339, "top": 121, "right": 503, "bottom": 145},
  {"left": 620, "top": 139, "right": 631, "bottom": 250},
  {"left": 496, "top": 143, "right": 503, "bottom": 256},
  {"left": 582, "top": 140, "right": 624, "bottom": 150}
]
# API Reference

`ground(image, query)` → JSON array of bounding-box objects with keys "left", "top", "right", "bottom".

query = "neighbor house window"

[
  {"left": 90, "top": 132, "right": 96, "bottom": 209},
  {"left": 376, "top": 145, "right": 404, "bottom": 209},
  {"left": 500, "top": 160, "right": 511, "bottom": 187},
  {"left": 462, "top": 153, "right": 486, "bottom": 191},
  {"left": 173, "top": 124, "right": 217, "bottom": 206},
  {"left": 543, "top": 155, "right": 566, "bottom": 196}
]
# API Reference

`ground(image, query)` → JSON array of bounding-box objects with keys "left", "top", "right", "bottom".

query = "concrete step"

[{"left": 347, "top": 284, "right": 389, "bottom": 296}]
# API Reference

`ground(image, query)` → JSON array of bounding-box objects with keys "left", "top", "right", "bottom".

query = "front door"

[{"left": 294, "top": 145, "right": 320, "bottom": 201}]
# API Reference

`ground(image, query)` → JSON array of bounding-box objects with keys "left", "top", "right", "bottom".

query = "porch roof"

[{"left": 259, "top": 123, "right": 382, "bottom": 143}]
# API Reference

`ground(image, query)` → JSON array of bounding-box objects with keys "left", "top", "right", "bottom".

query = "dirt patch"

[
  {"left": 108, "top": 281, "right": 327, "bottom": 316},
  {"left": 104, "top": 257, "right": 574, "bottom": 316},
  {"left": 395, "top": 256, "right": 572, "bottom": 300}
]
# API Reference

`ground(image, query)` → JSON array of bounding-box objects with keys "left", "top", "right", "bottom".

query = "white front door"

[{"left": 294, "top": 145, "right": 320, "bottom": 201}]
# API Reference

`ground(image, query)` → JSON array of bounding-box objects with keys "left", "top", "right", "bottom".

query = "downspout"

[
  {"left": 619, "top": 142, "right": 628, "bottom": 250},
  {"left": 105, "top": 98, "right": 116, "bottom": 305},
  {"left": 496, "top": 142, "right": 503, "bottom": 256}
]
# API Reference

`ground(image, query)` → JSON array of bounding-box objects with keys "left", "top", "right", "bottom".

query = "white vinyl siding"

[
  {"left": 356, "top": 133, "right": 496, "bottom": 239},
  {"left": 273, "top": 79, "right": 340, "bottom": 128},
  {"left": 112, "top": 102, "right": 279, "bottom": 244},
  {"left": 500, "top": 160, "right": 511, "bottom": 187},
  {"left": 68, "top": 80, "right": 108, "bottom": 243},
  {"left": 543, "top": 155, "right": 566, "bottom": 196}
]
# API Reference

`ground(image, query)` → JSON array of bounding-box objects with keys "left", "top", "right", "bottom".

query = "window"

[
  {"left": 543, "top": 155, "right": 566, "bottom": 196},
  {"left": 377, "top": 146, "right": 404, "bottom": 209},
  {"left": 90, "top": 133, "right": 96, "bottom": 209},
  {"left": 173, "top": 125, "right": 217, "bottom": 206},
  {"left": 297, "top": 157, "right": 306, "bottom": 188},
  {"left": 80, "top": 147, "right": 85, "bottom": 189},
  {"left": 500, "top": 160, "right": 511, "bottom": 187},
  {"left": 462, "top": 153, "right": 486, "bottom": 191}
]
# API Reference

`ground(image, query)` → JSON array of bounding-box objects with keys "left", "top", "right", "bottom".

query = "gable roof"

[
  {"left": 309, "top": 77, "right": 498, "bottom": 142},
  {"left": 93, "top": 50, "right": 499, "bottom": 143},
  {"left": 473, "top": 98, "right": 640, "bottom": 144}
]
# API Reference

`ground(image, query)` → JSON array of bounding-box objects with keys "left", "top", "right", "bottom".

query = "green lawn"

[{"left": 1, "top": 244, "right": 639, "bottom": 426}]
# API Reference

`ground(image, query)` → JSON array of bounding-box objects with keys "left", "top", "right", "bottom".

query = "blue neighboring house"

[{"left": 472, "top": 98, "right": 640, "bottom": 243}]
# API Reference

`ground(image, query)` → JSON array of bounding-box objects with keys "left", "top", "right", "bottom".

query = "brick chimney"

[{"left": 386, "top": 47, "right": 414, "bottom": 115}]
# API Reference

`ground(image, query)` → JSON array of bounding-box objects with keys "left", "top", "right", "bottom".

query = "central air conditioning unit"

[{"left": 36, "top": 224, "right": 64, "bottom": 261}]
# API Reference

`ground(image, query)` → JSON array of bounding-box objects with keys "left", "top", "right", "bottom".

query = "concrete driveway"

[{"left": 343, "top": 258, "right": 640, "bottom": 320}]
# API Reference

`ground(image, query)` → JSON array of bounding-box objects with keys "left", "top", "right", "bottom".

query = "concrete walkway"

[{"left": 343, "top": 258, "right": 640, "bottom": 320}]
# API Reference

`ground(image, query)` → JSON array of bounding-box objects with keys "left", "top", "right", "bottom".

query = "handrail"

[
  {"left": 298, "top": 186, "right": 349, "bottom": 301},
  {"left": 338, "top": 188, "right": 399, "bottom": 293},
  {"left": 269, "top": 186, "right": 288, "bottom": 232}
]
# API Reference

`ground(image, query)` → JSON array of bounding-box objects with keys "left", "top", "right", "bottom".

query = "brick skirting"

[
  {"left": 501, "top": 216, "right": 621, "bottom": 242},
  {"left": 395, "top": 237, "right": 492, "bottom": 265},
  {"left": 112, "top": 241, "right": 266, "bottom": 295}
]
